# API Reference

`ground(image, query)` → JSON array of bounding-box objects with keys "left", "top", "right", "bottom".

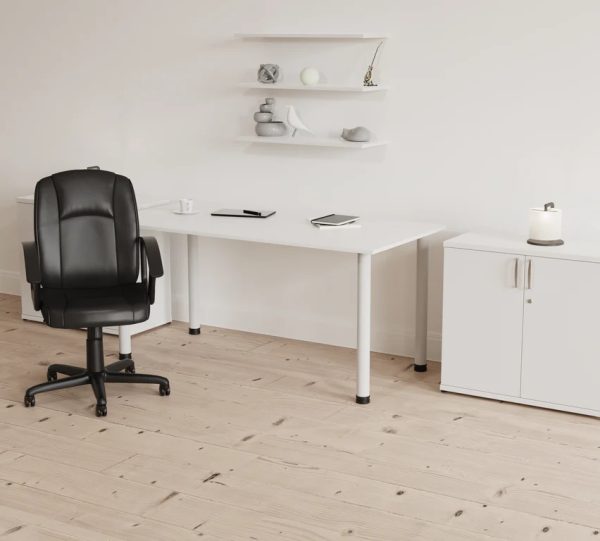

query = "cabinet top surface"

[{"left": 445, "top": 233, "right": 600, "bottom": 263}]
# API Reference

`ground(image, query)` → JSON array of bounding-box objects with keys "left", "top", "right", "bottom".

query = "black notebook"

[
  {"left": 310, "top": 213, "right": 359, "bottom": 226},
  {"left": 211, "top": 209, "right": 276, "bottom": 218}
]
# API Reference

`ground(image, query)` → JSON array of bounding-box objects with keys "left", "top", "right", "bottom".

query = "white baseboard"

[
  {"left": 0, "top": 270, "right": 20, "bottom": 296},
  {"left": 374, "top": 328, "right": 442, "bottom": 362},
  {"left": 172, "top": 293, "right": 442, "bottom": 361},
  {"left": 10, "top": 279, "right": 442, "bottom": 361}
]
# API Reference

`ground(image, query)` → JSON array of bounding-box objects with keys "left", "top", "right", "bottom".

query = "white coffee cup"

[{"left": 179, "top": 199, "right": 194, "bottom": 214}]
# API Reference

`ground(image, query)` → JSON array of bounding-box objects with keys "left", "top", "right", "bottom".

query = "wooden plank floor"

[{"left": 1, "top": 294, "right": 600, "bottom": 540}]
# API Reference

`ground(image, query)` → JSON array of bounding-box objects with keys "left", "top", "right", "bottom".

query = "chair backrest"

[{"left": 34, "top": 169, "right": 140, "bottom": 289}]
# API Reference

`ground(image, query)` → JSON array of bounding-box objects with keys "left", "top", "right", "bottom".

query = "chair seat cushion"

[{"left": 40, "top": 284, "right": 150, "bottom": 329}]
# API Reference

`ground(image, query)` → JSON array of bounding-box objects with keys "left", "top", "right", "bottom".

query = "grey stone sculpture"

[
  {"left": 257, "top": 64, "right": 280, "bottom": 84},
  {"left": 254, "top": 97, "right": 287, "bottom": 137},
  {"left": 254, "top": 112, "right": 273, "bottom": 123},
  {"left": 259, "top": 103, "right": 274, "bottom": 113},
  {"left": 341, "top": 126, "right": 372, "bottom": 142},
  {"left": 255, "top": 121, "right": 287, "bottom": 136}
]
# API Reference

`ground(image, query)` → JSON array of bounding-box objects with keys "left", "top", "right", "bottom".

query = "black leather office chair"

[{"left": 22, "top": 169, "right": 170, "bottom": 416}]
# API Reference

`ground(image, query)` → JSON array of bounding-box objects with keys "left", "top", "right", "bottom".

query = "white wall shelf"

[
  {"left": 237, "top": 32, "right": 389, "bottom": 147},
  {"left": 235, "top": 33, "right": 388, "bottom": 40},
  {"left": 237, "top": 135, "right": 389, "bottom": 149},
  {"left": 239, "top": 82, "right": 389, "bottom": 93}
]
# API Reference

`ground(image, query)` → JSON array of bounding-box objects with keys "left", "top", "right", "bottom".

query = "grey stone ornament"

[
  {"left": 254, "top": 112, "right": 273, "bottom": 123},
  {"left": 255, "top": 121, "right": 287, "bottom": 136},
  {"left": 257, "top": 64, "right": 280, "bottom": 84},
  {"left": 341, "top": 126, "right": 372, "bottom": 142},
  {"left": 253, "top": 97, "right": 287, "bottom": 136}
]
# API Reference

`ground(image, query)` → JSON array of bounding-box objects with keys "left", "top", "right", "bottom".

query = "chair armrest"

[
  {"left": 139, "top": 236, "right": 163, "bottom": 278},
  {"left": 139, "top": 236, "right": 163, "bottom": 304},
  {"left": 22, "top": 242, "right": 41, "bottom": 284},
  {"left": 22, "top": 241, "right": 41, "bottom": 310}
]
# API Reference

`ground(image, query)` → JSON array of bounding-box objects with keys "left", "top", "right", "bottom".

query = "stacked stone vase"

[{"left": 254, "top": 98, "right": 287, "bottom": 137}]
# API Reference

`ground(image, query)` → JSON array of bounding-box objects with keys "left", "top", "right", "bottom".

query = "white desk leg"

[
  {"left": 188, "top": 234, "right": 201, "bottom": 335},
  {"left": 356, "top": 253, "right": 372, "bottom": 404},
  {"left": 414, "top": 237, "right": 429, "bottom": 372},
  {"left": 118, "top": 326, "right": 132, "bottom": 359}
]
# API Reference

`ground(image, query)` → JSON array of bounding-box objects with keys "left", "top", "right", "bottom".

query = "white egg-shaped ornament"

[{"left": 300, "top": 67, "right": 320, "bottom": 86}]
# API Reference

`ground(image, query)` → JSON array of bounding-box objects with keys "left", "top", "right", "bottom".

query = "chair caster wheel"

[
  {"left": 159, "top": 384, "right": 170, "bottom": 396},
  {"left": 125, "top": 365, "right": 136, "bottom": 374},
  {"left": 47, "top": 371, "right": 57, "bottom": 382},
  {"left": 24, "top": 395, "right": 35, "bottom": 408},
  {"left": 96, "top": 404, "right": 107, "bottom": 417}
]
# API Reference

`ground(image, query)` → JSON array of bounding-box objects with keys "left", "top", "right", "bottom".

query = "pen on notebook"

[
  {"left": 310, "top": 213, "right": 335, "bottom": 223},
  {"left": 242, "top": 210, "right": 262, "bottom": 216}
]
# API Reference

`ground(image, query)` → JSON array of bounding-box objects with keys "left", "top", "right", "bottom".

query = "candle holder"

[
  {"left": 527, "top": 202, "right": 564, "bottom": 246},
  {"left": 527, "top": 239, "right": 564, "bottom": 246}
]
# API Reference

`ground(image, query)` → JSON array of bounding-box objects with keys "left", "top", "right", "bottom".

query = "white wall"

[{"left": 2, "top": 0, "right": 600, "bottom": 360}]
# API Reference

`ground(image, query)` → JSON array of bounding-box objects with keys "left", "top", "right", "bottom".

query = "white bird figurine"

[{"left": 285, "top": 105, "right": 313, "bottom": 137}]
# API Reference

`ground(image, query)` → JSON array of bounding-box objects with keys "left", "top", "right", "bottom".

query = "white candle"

[{"left": 529, "top": 203, "right": 562, "bottom": 241}]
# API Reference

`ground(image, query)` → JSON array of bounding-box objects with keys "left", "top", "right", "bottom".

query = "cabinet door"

[
  {"left": 521, "top": 257, "right": 600, "bottom": 412},
  {"left": 441, "top": 248, "right": 525, "bottom": 396}
]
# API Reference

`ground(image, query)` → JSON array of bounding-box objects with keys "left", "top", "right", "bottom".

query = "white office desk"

[{"left": 135, "top": 203, "right": 445, "bottom": 403}]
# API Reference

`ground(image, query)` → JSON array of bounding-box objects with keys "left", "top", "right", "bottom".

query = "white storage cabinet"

[{"left": 441, "top": 233, "right": 600, "bottom": 417}]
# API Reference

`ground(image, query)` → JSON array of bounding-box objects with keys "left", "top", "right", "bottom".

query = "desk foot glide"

[
  {"left": 355, "top": 395, "right": 370, "bottom": 405},
  {"left": 414, "top": 364, "right": 427, "bottom": 372},
  {"left": 189, "top": 328, "right": 201, "bottom": 335}
]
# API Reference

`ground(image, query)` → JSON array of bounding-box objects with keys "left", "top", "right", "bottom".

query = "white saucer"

[{"left": 172, "top": 210, "right": 201, "bottom": 215}]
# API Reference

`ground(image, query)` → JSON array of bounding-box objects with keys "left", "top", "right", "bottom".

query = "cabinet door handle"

[
  {"left": 527, "top": 259, "right": 533, "bottom": 290},
  {"left": 514, "top": 258, "right": 519, "bottom": 288}
]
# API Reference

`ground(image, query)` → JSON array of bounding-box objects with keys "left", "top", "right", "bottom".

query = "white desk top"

[
  {"left": 445, "top": 233, "right": 600, "bottom": 264},
  {"left": 139, "top": 203, "right": 445, "bottom": 255}
]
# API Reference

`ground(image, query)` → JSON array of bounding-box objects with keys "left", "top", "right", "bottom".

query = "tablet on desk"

[{"left": 211, "top": 209, "right": 276, "bottom": 218}]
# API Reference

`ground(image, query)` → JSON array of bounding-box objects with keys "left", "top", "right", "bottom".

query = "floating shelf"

[
  {"left": 237, "top": 135, "right": 389, "bottom": 149},
  {"left": 235, "top": 33, "right": 389, "bottom": 40},
  {"left": 238, "top": 82, "right": 389, "bottom": 93}
]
